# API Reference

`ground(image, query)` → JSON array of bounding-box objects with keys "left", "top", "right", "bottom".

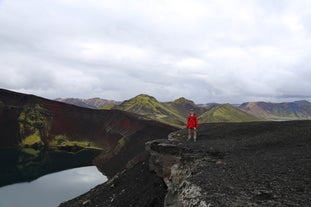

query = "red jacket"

[{"left": 186, "top": 114, "right": 198, "bottom": 128}]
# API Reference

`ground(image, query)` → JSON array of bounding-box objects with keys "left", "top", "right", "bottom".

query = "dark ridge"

[
  {"left": 0, "top": 88, "right": 177, "bottom": 185},
  {"left": 59, "top": 160, "right": 167, "bottom": 207}
]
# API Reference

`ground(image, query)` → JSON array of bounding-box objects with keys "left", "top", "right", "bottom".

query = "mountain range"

[
  {"left": 239, "top": 100, "right": 311, "bottom": 120},
  {"left": 56, "top": 94, "right": 311, "bottom": 127},
  {"left": 112, "top": 94, "right": 260, "bottom": 127},
  {"left": 54, "top": 97, "right": 120, "bottom": 109}
]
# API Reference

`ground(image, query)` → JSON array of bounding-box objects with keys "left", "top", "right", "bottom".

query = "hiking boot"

[{"left": 187, "top": 135, "right": 191, "bottom": 141}]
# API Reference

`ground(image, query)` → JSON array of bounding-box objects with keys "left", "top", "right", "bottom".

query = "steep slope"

[
  {"left": 199, "top": 104, "right": 261, "bottom": 123},
  {"left": 113, "top": 94, "right": 186, "bottom": 127},
  {"left": 0, "top": 88, "right": 177, "bottom": 185},
  {"left": 240, "top": 100, "right": 311, "bottom": 120}
]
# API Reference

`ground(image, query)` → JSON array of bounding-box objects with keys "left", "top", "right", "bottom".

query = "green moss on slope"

[
  {"left": 20, "top": 130, "right": 43, "bottom": 146},
  {"left": 100, "top": 103, "right": 115, "bottom": 110},
  {"left": 199, "top": 104, "right": 261, "bottom": 123},
  {"left": 114, "top": 94, "right": 186, "bottom": 128},
  {"left": 18, "top": 104, "right": 52, "bottom": 146},
  {"left": 49, "top": 135, "right": 101, "bottom": 149}
]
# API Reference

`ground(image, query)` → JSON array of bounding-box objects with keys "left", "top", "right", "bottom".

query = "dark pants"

[{"left": 188, "top": 128, "right": 197, "bottom": 140}]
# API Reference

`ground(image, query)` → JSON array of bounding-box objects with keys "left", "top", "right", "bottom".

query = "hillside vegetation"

[
  {"left": 199, "top": 104, "right": 261, "bottom": 123},
  {"left": 113, "top": 94, "right": 186, "bottom": 127}
]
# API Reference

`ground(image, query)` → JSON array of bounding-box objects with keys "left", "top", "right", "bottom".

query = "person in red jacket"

[{"left": 186, "top": 109, "right": 198, "bottom": 142}]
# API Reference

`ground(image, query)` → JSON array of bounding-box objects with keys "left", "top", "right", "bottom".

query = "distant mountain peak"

[
  {"left": 132, "top": 94, "right": 158, "bottom": 101},
  {"left": 173, "top": 97, "right": 195, "bottom": 104}
]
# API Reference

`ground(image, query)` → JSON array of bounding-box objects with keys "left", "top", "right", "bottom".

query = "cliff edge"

[{"left": 60, "top": 121, "right": 311, "bottom": 207}]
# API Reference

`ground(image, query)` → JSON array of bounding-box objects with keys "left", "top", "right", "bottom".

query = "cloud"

[{"left": 0, "top": 0, "right": 311, "bottom": 103}]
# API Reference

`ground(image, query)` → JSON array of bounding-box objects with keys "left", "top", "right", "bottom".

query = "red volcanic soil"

[{"left": 0, "top": 88, "right": 178, "bottom": 177}]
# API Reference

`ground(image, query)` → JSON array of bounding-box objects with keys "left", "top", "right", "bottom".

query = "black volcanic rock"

[
  {"left": 62, "top": 120, "right": 311, "bottom": 207},
  {"left": 160, "top": 121, "right": 311, "bottom": 206},
  {"left": 59, "top": 161, "right": 167, "bottom": 207}
]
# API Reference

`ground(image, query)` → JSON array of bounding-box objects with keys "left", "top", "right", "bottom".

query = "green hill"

[
  {"left": 199, "top": 104, "right": 261, "bottom": 123},
  {"left": 113, "top": 94, "right": 186, "bottom": 127}
]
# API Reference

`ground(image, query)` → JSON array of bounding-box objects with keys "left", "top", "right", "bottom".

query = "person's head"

[{"left": 190, "top": 109, "right": 194, "bottom": 115}]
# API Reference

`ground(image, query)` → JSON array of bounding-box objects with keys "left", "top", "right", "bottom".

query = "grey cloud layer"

[{"left": 1, "top": 0, "right": 311, "bottom": 103}]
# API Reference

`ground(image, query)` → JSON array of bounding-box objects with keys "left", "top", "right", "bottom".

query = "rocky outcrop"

[{"left": 146, "top": 139, "right": 222, "bottom": 207}]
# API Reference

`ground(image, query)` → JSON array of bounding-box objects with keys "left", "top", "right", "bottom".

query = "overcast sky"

[{"left": 1, "top": 0, "right": 311, "bottom": 104}]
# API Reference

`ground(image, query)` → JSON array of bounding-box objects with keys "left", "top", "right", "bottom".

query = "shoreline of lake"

[{"left": 0, "top": 166, "right": 107, "bottom": 207}]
